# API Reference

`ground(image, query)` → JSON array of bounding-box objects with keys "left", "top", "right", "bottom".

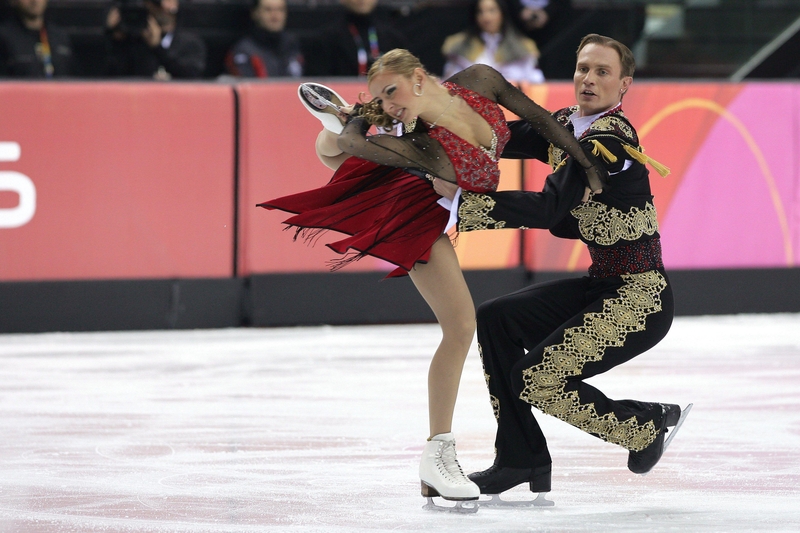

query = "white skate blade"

[
  {"left": 479, "top": 492, "right": 554, "bottom": 508},
  {"left": 300, "top": 84, "right": 343, "bottom": 113},
  {"left": 423, "top": 497, "right": 479, "bottom": 514},
  {"left": 663, "top": 403, "right": 693, "bottom": 451},
  {"left": 297, "top": 84, "right": 347, "bottom": 134}
]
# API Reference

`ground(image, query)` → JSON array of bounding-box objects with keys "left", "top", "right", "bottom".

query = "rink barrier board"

[
  {"left": 1, "top": 80, "right": 800, "bottom": 332},
  {"left": 0, "top": 278, "right": 245, "bottom": 333},
  {"left": 3, "top": 267, "right": 800, "bottom": 332},
  {"left": 0, "top": 82, "right": 237, "bottom": 281}
]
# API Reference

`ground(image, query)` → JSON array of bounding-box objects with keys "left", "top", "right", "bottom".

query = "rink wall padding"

[
  {"left": 2, "top": 80, "right": 800, "bottom": 332},
  {"left": 246, "top": 268, "right": 530, "bottom": 327},
  {"left": 3, "top": 268, "right": 800, "bottom": 332},
  {"left": 0, "top": 278, "right": 245, "bottom": 333}
]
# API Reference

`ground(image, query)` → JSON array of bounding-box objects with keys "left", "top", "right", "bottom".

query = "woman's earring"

[
  {"left": 404, "top": 117, "right": 418, "bottom": 133},
  {"left": 413, "top": 83, "right": 423, "bottom": 97}
]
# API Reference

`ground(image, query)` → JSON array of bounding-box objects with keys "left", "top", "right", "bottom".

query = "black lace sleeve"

[
  {"left": 448, "top": 64, "right": 607, "bottom": 191},
  {"left": 337, "top": 117, "right": 458, "bottom": 182}
]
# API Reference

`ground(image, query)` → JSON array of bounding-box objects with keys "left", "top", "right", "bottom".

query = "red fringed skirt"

[{"left": 258, "top": 157, "right": 450, "bottom": 278}]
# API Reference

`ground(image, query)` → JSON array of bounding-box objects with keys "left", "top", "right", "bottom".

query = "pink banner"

[{"left": 521, "top": 82, "right": 800, "bottom": 272}]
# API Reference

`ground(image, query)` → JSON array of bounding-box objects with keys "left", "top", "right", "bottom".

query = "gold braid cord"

[
  {"left": 519, "top": 271, "right": 668, "bottom": 451},
  {"left": 571, "top": 200, "right": 659, "bottom": 246},
  {"left": 458, "top": 191, "right": 507, "bottom": 232}
]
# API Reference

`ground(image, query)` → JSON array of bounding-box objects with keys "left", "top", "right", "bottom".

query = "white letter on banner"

[
  {"left": 0, "top": 142, "right": 21, "bottom": 162},
  {"left": 0, "top": 171, "right": 37, "bottom": 228}
]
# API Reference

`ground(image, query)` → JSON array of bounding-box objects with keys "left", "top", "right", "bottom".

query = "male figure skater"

[{"left": 434, "top": 33, "right": 690, "bottom": 502}]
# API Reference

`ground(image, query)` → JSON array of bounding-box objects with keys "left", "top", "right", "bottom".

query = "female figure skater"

[{"left": 260, "top": 49, "right": 606, "bottom": 504}]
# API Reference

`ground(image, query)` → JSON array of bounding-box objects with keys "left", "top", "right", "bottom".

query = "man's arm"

[{"left": 454, "top": 159, "right": 586, "bottom": 233}]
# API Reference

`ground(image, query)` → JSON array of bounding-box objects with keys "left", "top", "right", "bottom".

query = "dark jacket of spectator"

[
  {"left": 226, "top": 27, "right": 302, "bottom": 78},
  {"left": 0, "top": 13, "right": 72, "bottom": 77},
  {"left": 106, "top": 27, "right": 206, "bottom": 79},
  {"left": 303, "top": 9, "right": 407, "bottom": 77}
]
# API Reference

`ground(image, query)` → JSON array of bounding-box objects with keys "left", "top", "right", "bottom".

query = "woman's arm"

[
  {"left": 449, "top": 64, "right": 607, "bottom": 191},
  {"left": 315, "top": 129, "right": 350, "bottom": 170},
  {"left": 336, "top": 117, "right": 458, "bottom": 182}
]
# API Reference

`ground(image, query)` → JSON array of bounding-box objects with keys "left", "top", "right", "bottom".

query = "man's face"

[
  {"left": 339, "top": 0, "right": 378, "bottom": 16},
  {"left": 13, "top": 0, "right": 48, "bottom": 20},
  {"left": 252, "top": 0, "right": 287, "bottom": 32},
  {"left": 573, "top": 43, "right": 632, "bottom": 116}
]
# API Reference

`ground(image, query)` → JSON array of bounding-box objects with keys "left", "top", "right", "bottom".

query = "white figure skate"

[
  {"left": 419, "top": 432, "right": 480, "bottom": 513},
  {"left": 297, "top": 83, "right": 349, "bottom": 134}
]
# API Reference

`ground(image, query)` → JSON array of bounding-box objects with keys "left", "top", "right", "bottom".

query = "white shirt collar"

[{"left": 569, "top": 103, "right": 621, "bottom": 138}]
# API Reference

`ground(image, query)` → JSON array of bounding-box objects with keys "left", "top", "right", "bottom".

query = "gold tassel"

[
  {"left": 590, "top": 139, "right": 617, "bottom": 163},
  {"left": 623, "top": 144, "right": 671, "bottom": 177}
]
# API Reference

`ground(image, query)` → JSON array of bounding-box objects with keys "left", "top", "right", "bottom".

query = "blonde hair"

[{"left": 358, "top": 49, "right": 430, "bottom": 129}]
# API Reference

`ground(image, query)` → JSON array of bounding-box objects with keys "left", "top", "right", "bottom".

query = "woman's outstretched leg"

[{"left": 409, "top": 235, "right": 480, "bottom": 502}]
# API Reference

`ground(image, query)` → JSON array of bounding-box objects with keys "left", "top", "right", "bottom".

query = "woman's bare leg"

[{"left": 408, "top": 235, "right": 476, "bottom": 437}]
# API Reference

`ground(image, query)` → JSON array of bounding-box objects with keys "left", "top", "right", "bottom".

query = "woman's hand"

[{"left": 432, "top": 178, "right": 459, "bottom": 201}]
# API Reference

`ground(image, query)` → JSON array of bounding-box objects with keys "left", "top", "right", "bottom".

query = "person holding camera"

[
  {"left": 0, "top": 0, "right": 73, "bottom": 77},
  {"left": 105, "top": 0, "right": 206, "bottom": 79}
]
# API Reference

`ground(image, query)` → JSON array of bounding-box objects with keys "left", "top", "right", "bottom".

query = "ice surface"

[{"left": 1, "top": 314, "right": 800, "bottom": 532}]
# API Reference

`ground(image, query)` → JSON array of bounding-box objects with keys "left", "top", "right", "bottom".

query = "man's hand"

[{"left": 433, "top": 178, "right": 459, "bottom": 201}]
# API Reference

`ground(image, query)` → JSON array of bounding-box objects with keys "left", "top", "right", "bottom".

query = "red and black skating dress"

[
  {"left": 259, "top": 65, "right": 600, "bottom": 277},
  {"left": 260, "top": 81, "right": 509, "bottom": 277}
]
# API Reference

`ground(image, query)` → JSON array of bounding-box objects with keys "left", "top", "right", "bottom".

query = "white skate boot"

[
  {"left": 297, "top": 83, "right": 349, "bottom": 134},
  {"left": 419, "top": 432, "right": 480, "bottom": 513}
]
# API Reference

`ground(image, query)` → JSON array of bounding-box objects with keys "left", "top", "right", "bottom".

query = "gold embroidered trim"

[
  {"left": 519, "top": 270, "right": 668, "bottom": 451},
  {"left": 571, "top": 200, "right": 659, "bottom": 246},
  {"left": 548, "top": 144, "right": 565, "bottom": 171},
  {"left": 479, "top": 342, "right": 500, "bottom": 421},
  {"left": 591, "top": 115, "right": 636, "bottom": 140},
  {"left": 458, "top": 192, "right": 507, "bottom": 232}
]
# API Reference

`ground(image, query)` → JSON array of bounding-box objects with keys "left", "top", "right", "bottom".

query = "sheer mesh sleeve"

[
  {"left": 337, "top": 117, "right": 458, "bottom": 182},
  {"left": 448, "top": 64, "right": 607, "bottom": 191}
]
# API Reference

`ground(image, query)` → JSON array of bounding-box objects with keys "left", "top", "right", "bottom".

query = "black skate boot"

[
  {"left": 627, "top": 403, "right": 683, "bottom": 474},
  {"left": 469, "top": 463, "right": 553, "bottom": 507},
  {"left": 469, "top": 463, "right": 552, "bottom": 494}
]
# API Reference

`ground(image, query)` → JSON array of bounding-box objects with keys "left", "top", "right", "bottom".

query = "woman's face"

[
  {"left": 368, "top": 71, "right": 419, "bottom": 124},
  {"left": 476, "top": 0, "right": 503, "bottom": 35}
]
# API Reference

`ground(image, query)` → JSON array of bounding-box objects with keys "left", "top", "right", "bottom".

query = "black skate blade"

[
  {"left": 479, "top": 492, "right": 554, "bottom": 508},
  {"left": 423, "top": 497, "right": 479, "bottom": 514}
]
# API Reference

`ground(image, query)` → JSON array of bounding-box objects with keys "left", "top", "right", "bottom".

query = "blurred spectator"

[
  {"left": 0, "top": 0, "right": 72, "bottom": 77},
  {"left": 105, "top": 0, "right": 206, "bottom": 80},
  {"left": 442, "top": 0, "right": 543, "bottom": 83},
  {"left": 225, "top": 0, "right": 302, "bottom": 78},
  {"left": 303, "top": 0, "right": 406, "bottom": 77},
  {"left": 506, "top": 0, "right": 576, "bottom": 79}
]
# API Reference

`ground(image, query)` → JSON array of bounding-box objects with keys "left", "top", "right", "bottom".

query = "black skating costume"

[{"left": 456, "top": 104, "right": 675, "bottom": 484}]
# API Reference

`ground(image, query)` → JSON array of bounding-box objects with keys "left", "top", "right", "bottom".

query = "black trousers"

[{"left": 476, "top": 269, "right": 674, "bottom": 469}]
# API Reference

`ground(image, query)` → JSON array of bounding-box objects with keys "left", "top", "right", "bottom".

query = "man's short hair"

[{"left": 577, "top": 34, "right": 635, "bottom": 78}]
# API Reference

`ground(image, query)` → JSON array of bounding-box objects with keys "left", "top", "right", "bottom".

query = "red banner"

[{"left": 0, "top": 83, "right": 235, "bottom": 281}]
